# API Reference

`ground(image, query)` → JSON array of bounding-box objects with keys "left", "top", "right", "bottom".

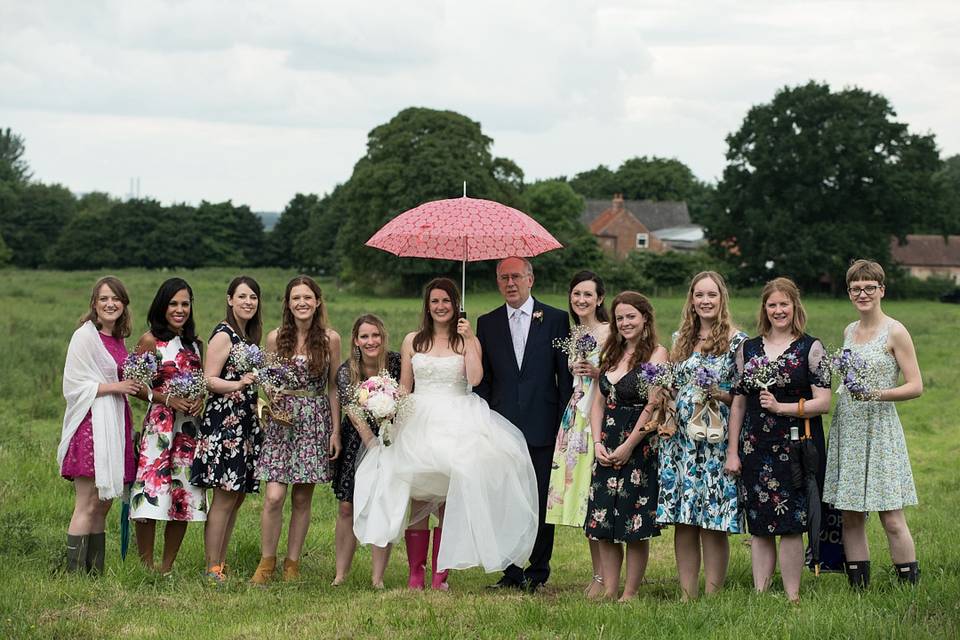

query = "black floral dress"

[
  {"left": 331, "top": 351, "right": 401, "bottom": 502},
  {"left": 735, "top": 334, "right": 829, "bottom": 536},
  {"left": 190, "top": 323, "right": 263, "bottom": 493},
  {"left": 584, "top": 366, "right": 661, "bottom": 543}
]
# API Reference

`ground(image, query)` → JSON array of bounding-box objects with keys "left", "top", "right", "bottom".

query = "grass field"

[{"left": 1, "top": 268, "right": 958, "bottom": 639}]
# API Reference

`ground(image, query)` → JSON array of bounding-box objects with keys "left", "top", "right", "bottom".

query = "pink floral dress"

[{"left": 131, "top": 336, "right": 208, "bottom": 522}]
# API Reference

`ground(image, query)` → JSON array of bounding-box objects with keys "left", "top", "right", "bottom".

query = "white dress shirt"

[{"left": 506, "top": 296, "right": 535, "bottom": 369}]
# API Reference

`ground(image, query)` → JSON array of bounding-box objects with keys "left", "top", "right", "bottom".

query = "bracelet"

[{"left": 147, "top": 388, "right": 154, "bottom": 403}]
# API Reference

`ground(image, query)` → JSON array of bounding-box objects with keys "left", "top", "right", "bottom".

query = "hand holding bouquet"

[
  {"left": 739, "top": 355, "right": 790, "bottom": 392},
  {"left": 229, "top": 343, "right": 266, "bottom": 375},
  {"left": 348, "top": 372, "right": 407, "bottom": 446},
  {"left": 636, "top": 362, "right": 676, "bottom": 399},
  {"left": 817, "top": 347, "right": 879, "bottom": 401},
  {"left": 122, "top": 351, "right": 160, "bottom": 387},
  {"left": 256, "top": 355, "right": 309, "bottom": 426},
  {"left": 164, "top": 370, "right": 207, "bottom": 401}
]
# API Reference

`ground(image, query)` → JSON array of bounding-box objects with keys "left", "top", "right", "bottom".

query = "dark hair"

[
  {"left": 600, "top": 291, "right": 658, "bottom": 373},
  {"left": 225, "top": 275, "right": 263, "bottom": 345},
  {"left": 147, "top": 278, "right": 201, "bottom": 353},
  {"left": 568, "top": 270, "right": 609, "bottom": 325},
  {"left": 276, "top": 275, "right": 330, "bottom": 379},
  {"left": 80, "top": 276, "right": 132, "bottom": 339},
  {"left": 347, "top": 314, "right": 389, "bottom": 387},
  {"left": 412, "top": 278, "right": 463, "bottom": 355}
]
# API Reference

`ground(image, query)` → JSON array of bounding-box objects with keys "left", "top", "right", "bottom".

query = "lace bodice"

[
  {"left": 843, "top": 320, "right": 899, "bottom": 390},
  {"left": 411, "top": 353, "right": 469, "bottom": 396}
]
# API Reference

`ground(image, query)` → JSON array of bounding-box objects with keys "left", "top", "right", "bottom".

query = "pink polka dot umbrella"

[{"left": 366, "top": 192, "right": 563, "bottom": 313}]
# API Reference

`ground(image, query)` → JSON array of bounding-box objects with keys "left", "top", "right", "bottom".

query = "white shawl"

[{"left": 57, "top": 320, "right": 126, "bottom": 500}]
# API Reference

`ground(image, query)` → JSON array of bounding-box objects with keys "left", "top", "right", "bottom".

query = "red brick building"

[
  {"left": 890, "top": 235, "right": 960, "bottom": 283},
  {"left": 581, "top": 195, "right": 699, "bottom": 258}
]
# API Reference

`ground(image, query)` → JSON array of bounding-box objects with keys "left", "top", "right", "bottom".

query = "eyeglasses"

[
  {"left": 847, "top": 285, "right": 881, "bottom": 296},
  {"left": 498, "top": 273, "right": 528, "bottom": 283}
]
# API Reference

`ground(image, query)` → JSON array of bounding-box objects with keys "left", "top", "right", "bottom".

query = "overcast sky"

[{"left": 2, "top": 0, "right": 957, "bottom": 211}]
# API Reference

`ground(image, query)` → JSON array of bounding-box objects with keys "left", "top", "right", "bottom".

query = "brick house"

[
  {"left": 581, "top": 195, "right": 701, "bottom": 258},
  {"left": 890, "top": 235, "right": 960, "bottom": 283}
]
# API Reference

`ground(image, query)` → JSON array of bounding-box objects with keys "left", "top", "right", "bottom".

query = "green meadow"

[{"left": 0, "top": 268, "right": 957, "bottom": 639}]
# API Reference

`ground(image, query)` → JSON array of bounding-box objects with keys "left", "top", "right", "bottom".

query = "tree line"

[{"left": 2, "top": 80, "right": 959, "bottom": 296}]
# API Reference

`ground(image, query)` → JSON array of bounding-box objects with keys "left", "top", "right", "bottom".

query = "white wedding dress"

[{"left": 352, "top": 353, "right": 538, "bottom": 572}]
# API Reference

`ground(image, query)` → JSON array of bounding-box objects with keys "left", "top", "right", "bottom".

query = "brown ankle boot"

[
  {"left": 282, "top": 557, "right": 300, "bottom": 581},
  {"left": 249, "top": 556, "right": 277, "bottom": 585}
]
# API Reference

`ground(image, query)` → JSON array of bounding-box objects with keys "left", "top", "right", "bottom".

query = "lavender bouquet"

[
  {"left": 818, "top": 347, "right": 878, "bottom": 400},
  {"left": 636, "top": 362, "right": 676, "bottom": 399},
  {"left": 553, "top": 326, "right": 599, "bottom": 362},
  {"left": 690, "top": 366, "right": 721, "bottom": 403},
  {"left": 122, "top": 351, "right": 160, "bottom": 387},
  {"left": 256, "top": 355, "right": 309, "bottom": 426},
  {"left": 739, "top": 355, "right": 790, "bottom": 392},
  {"left": 164, "top": 370, "right": 207, "bottom": 401},
  {"left": 229, "top": 343, "right": 266, "bottom": 375}
]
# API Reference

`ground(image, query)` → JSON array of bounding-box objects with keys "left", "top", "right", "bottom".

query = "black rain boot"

[
  {"left": 66, "top": 534, "right": 88, "bottom": 573},
  {"left": 844, "top": 560, "right": 871, "bottom": 590},
  {"left": 86, "top": 532, "right": 106, "bottom": 575},
  {"left": 894, "top": 561, "right": 920, "bottom": 585}
]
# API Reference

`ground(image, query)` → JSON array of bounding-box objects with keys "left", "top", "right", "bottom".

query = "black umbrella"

[{"left": 790, "top": 417, "right": 823, "bottom": 575}]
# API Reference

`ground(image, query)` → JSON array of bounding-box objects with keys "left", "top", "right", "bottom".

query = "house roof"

[
  {"left": 582, "top": 198, "right": 690, "bottom": 231},
  {"left": 890, "top": 235, "right": 960, "bottom": 268}
]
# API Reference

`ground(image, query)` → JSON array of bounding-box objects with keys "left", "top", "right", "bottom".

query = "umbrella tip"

[{"left": 463, "top": 181, "right": 467, "bottom": 198}]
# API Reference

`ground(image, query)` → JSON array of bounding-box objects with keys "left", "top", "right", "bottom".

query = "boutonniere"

[{"left": 532, "top": 310, "right": 544, "bottom": 323}]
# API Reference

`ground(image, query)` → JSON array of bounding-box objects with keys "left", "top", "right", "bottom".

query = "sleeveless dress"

[
  {"left": 657, "top": 332, "right": 747, "bottom": 533},
  {"left": 131, "top": 336, "right": 208, "bottom": 521},
  {"left": 60, "top": 332, "right": 136, "bottom": 483},
  {"left": 584, "top": 365, "right": 661, "bottom": 543},
  {"left": 257, "top": 355, "right": 334, "bottom": 485},
  {"left": 545, "top": 331, "right": 602, "bottom": 527},
  {"left": 824, "top": 320, "right": 918, "bottom": 512},
  {"left": 736, "top": 335, "right": 829, "bottom": 536},
  {"left": 190, "top": 323, "right": 262, "bottom": 493},
  {"left": 331, "top": 351, "right": 402, "bottom": 502},
  {"left": 352, "top": 353, "right": 539, "bottom": 572}
]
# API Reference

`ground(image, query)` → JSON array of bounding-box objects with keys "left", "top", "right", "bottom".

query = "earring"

[{"left": 354, "top": 345, "right": 362, "bottom": 362}]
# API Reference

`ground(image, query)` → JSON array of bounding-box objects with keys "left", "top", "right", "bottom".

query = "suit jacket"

[{"left": 475, "top": 298, "right": 573, "bottom": 448}]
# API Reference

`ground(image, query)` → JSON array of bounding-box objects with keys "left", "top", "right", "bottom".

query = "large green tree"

[
  {"left": 265, "top": 193, "right": 322, "bottom": 269},
  {"left": 0, "top": 127, "right": 31, "bottom": 184},
  {"left": 194, "top": 200, "right": 266, "bottom": 267},
  {"left": 930, "top": 154, "right": 960, "bottom": 235},
  {"left": 0, "top": 182, "right": 75, "bottom": 268},
  {"left": 305, "top": 107, "right": 525, "bottom": 289},
  {"left": 703, "top": 81, "right": 942, "bottom": 289}
]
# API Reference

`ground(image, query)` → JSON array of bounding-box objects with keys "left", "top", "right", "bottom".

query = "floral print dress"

[
  {"left": 546, "top": 331, "right": 603, "bottom": 527},
  {"left": 657, "top": 331, "right": 747, "bottom": 533},
  {"left": 257, "top": 354, "right": 335, "bottom": 485},
  {"left": 131, "top": 336, "right": 208, "bottom": 521},
  {"left": 190, "top": 323, "right": 262, "bottom": 493},
  {"left": 824, "top": 320, "right": 918, "bottom": 512},
  {"left": 584, "top": 365, "right": 660, "bottom": 543},
  {"left": 331, "top": 351, "right": 401, "bottom": 502},
  {"left": 736, "top": 334, "right": 829, "bottom": 536}
]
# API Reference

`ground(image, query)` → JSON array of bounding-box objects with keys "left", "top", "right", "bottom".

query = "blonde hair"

[
  {"left": 846, "top": 259, "right": 886, "bottom": 286},
  {"left": 757, "top": 277, "right": 806, "bottom": 338},
  {"left": 672, "top": 271, "right": 735, "bottom": 361}
]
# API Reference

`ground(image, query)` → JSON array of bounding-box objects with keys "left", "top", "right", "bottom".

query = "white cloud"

[{"left": 0, "top": 0, "right": 957, "bottom": 209}]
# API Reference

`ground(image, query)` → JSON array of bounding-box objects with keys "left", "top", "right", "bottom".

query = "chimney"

[{"left": 612, "top": 193, "right": 624, "bottom": 211}]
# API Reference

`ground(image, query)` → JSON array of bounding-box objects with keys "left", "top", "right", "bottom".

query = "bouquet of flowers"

[
  {"left": 553, "top": 325, "right": 598, "bottom": 363},
  {"left": 256, "top": 355, "right": 309, "bottom": 426},
  {"left": 122, "top": 351, "right": 160, "bottom": 387},
  {"left": 817, "top": 347, "right": 878, "bottom": 400},
  {"left": 229, "top": 343, "right": 266, "bottom": 375},
  {"left": 164, "top": 370, "right": 207, "bottom": 401},
  {"left": 347, "top": 371, "right": 408, "bottom": 446},
  {"left": 739, "top": 355, "right": 791, "bottom": 392},
  {"left": 636, "top": 362, "right": 676, "bottom": 399},
  {"left": 687, "top": 365, "right": 723, "bottom": 443}
]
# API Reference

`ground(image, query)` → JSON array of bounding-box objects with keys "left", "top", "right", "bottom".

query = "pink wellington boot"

[
  {"left": 404, "top": 529, "right": 430, "bottom": 590},
  {"left": 431, "top": 527, "right": 450, "bottom": 591}
]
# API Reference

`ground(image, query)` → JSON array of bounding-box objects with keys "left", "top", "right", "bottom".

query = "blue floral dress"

[
  {"left": 735, "top": 334, "right": 829, "bottom": 536},
  {"left": 584, "top": 365, "right": 660, "bottom": 543},
  {"left": 657, "top": 332, "right": 747, "bottom": 533},
  {"left": 190, "top": 323, "right": 263, "bottom": 493}
]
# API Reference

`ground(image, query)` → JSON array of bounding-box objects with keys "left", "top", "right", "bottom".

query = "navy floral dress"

[
  {"left": 331, "top": 351, "right": 401, "bottom": 502},
  {"left": 735, "top": 334, "right": 828, "bottom": 536},
  {"left": 190, "top": 323, "right": 263, "bottom": 493},
  {"left": 584, "top": 365, "right": 660, "bottom": 543}
]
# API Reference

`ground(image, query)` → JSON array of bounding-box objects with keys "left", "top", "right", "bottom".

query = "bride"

[{"left": 353, "top": 277, "right": 539, "bottom": 590}]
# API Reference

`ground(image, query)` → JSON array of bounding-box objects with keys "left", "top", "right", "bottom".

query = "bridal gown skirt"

[{"left": 353, "top": 354, "right": 539, "bottom": 572}]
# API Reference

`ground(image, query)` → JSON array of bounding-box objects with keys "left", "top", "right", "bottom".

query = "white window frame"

[{"left": 635, "top": 233, "right": 649, "bottom": 249}]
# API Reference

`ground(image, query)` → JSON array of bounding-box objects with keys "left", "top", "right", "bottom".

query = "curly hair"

[
  {"left": 412, "top": 278, "right": 463, "bottom": 355},
  {"left": 671, "top": 271, "right": 735, "bottom": 362},
  {"left": 275, "top": 275, "right": 330, "bottom": 379},
  {"left": 600, "top": 291, "right": 658, "bottom": 373}
]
